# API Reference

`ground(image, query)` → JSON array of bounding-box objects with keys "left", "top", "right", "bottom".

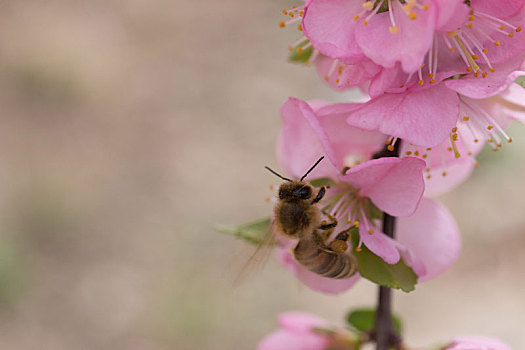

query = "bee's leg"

[
  {"left": 311, "top": 186, "right": 326, "bottom": 204},
  {"left": 319, "top": 211, "right": 337, "bottom": 230}
]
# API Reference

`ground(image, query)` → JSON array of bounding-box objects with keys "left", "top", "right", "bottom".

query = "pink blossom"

[
  {"left": 345, "top": 52, "right": 525, "bottom": 149},
  {"left": 301, "top": 0, "right": 525, "bottom": 75},
  {"left": 445, "top": 335, "right": 513, "bottom": 350},
  {"left": 272, "top": 98, "right": 460, "bottom": 294},
  {"left": 258, "top": 312, "right": 354, "bottom": 350}
]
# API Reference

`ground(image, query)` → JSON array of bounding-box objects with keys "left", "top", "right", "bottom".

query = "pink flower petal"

[
  {"left": 354, "top": 0, "right": 436, "bottom": 73},
  {"left": 444, "top": 53, "right": 525, "bottom": 99},
  {"left": 397, "top": 199, "right": 460, "bottom": 282},
  {"left": 277, "top": 98, "right": 340, "bottom": 179},
  {"left": 471, "top": 0, "right": 525, "bottom": 18},
  {"left": 358, "top": 223, "right": 400, "bottom": 265},
  {"left": 257, "top": 329, "right": 329, "bottom": 350},
  {"left": 435, "top": 0, "right": 470, "bottom": 31},
  {"left": 278, "top": 312, "right": 330, "bottom": 334},
  {"left": 482, "top": 11, "right": 525, "bottom": 65},
  {"left": 346, "top": 84, "right": 460, "bottom": 147},
  {"left": 277, "top": 248, "right": 360, "bottom": 295},
  {"left": 302, "top": 0, "right": 364, "bottom": 59},
  {"left": 316, "top": 104, "right": 387, "bottom": 162},
  {"left": 315, "top": 55, "right": 381, "bottom": 91},
  {"left": 446, "top": 335, "right": 513, "bottom": 350},
  {"left": 341, "top": 157, "right": 426, "bottom": 217}
]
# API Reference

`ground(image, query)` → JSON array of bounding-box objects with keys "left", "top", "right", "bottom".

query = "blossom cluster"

[{"left": 273, "top": 0, "right": 525, "bottom": 294}]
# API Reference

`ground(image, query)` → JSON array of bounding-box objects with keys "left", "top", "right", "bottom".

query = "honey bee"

[{"left": 265, "top": 156, "right": 358, "bottom": 279}]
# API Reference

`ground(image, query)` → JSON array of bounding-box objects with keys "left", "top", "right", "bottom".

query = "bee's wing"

[{"left": 232, "top": 223, "right": 278, "bottom": 285}]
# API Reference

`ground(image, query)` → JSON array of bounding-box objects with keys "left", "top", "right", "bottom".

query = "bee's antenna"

[
  {"left": 264, "top": 166, "right": 292, "bottom": 182},
  {"left": 300, "top": 156, "right": 325, "bottom": 181}
]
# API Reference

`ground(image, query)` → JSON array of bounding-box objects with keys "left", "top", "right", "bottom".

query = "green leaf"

[
  {"left": 214, "top": 217, "right": 273, "bottom": 245},
  {"left": 350, "top": 231, "right": 418, "bottom": 292},
  {"left": 515, "top": 76, "right": 525, "bottom": 88},
  {"left": 346, "top": 308, "right": 403, "bottom": 335},
  {"left": 289, "top": 40, "right": 314, "bottom": 63}
]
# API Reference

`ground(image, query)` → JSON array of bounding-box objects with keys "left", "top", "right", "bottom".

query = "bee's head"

[{"left": 278, "top": 181, "right": 313, "bottom": 200}]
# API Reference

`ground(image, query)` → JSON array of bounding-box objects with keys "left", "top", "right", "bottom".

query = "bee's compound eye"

[{"left": 294, "top": 186, "right": 312, "bottom": 199}]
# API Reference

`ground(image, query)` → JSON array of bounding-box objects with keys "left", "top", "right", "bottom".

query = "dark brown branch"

[{"left": 372, "top": 140, "right": 402, "bottom": 350}]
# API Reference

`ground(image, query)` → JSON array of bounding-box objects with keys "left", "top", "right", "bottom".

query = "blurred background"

[{"left": 0, "top": 0, "right": 524, "bottom": 349}]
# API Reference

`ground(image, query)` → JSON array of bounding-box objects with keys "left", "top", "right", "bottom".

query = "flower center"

[
  {"left": 321, "top": 185, "right": 382, "bottom": 252},
  {"left": 354, "top": 0, "right": 429, "bottom": 33}
]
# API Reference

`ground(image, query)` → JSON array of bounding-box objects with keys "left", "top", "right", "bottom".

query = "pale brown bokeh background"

[{"left": 0, "top": 1, "right": 524, "bottom": 349}]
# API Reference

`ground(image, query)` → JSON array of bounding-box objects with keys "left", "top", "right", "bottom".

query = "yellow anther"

[
  {"left": 335, "top": 78, "right": 340, "bottom": 83},
  {"left": 509, "top": 138, "right": 513, "bottom": 143},
  {"left": 269, "top": 185, "right": 274, "bottom": 190},
  {"left": 482, "top": 72, "right": 487, "bottom": 78},
  {"left": 426, "top": 167, "right": 431, "bottom": 172},
  {"left": 467, "top": 23, "right": 473, "bottom": 29},
  {"left": 517, "top": 27, "right": 522, "bottom": 32},
  {"left": 509, "top": 32, "right": 514, "bottom": 37},
  {"left": 387, "top": 145, "right": 395, "bottom": 151},
  {"left": 469, "top": 15, "right": 475, "bottom": 21},
  {"left": 288, "top": 45, "right": 293, "bottom": 51},
  {"left": 427, "top": 148, "right": 432, "bottom": 151},
  {"left": 466, "top": 66, "right": 472, "bottom": 72},
  {"left": 428, "top": 73, "right": 434, "bottom": 78},
  {"left": 500, "top": 25, "right": 505, "bottom": 30},
  {"left": 408, "top": 12, "right": 417, "bottom": 20},
  {"left": 482, "top": 48, "right": 488, "bottom": 53},
  {"left": 474, "top": 72, "right": 480, "bottom": 77},
  {"left": 363, "top": 20, "right": 368, "bottom": 26},
  {"left": 282, "top": 10, "right": 288, "bottom": 15},
  {"left": 297, "top": 24, "right": 303, "bottom": 31},
  {"left": 426, "top": 174, "right": 432, "bottom": 179},
  {"left": 363, "top": 1, "right": 374, "bottom": 10},
  {"left": 406, "top": 151, "right": 413, "bottom": 155},
  {"left": 442, "top": 171, "right": 447, "bottom": 177},
  {"left": 265, "top": 196, "right": 271, "bottom": 202},
  {"left": 354, "top": 221, "right": 360, "bottom": 227},
  {"left": 452, "top": 127, "right": 458, "bottom": 132},
  {"left": 422, "top": 154, "right": 428, "bottom": 159},
  {"left": 474, "top": 139, "right": 479, "bottom": 143},
  {"left": 463, "top": 116, "right": 470, "bottom": 121},
  {"left": 472, "top": 55, "right": 479, "bottom": 60},
  {"left": 418, "top": 79, "right": 424, "bottom": 85},
  {"left": 423, "top": 4, "right": 429, "bottom": 10},
  {"left": 495, "top": 40, "right": 501, "bottom": 46},
  {"left": 474, "top": 162, "right": 480, "bottom": 168},
  {"left": 430, "top": 79, "right": 436, "bottom": 84},
  {"left": 449, "top": 47, "right": 455, "bottom": 52},
  {"left": 389, "top": 26, "right": 399, "bottom": 34},
  {"left": 414, "top": 150, "right": 420, "bottom": 156},
  {"left": 297, "top": 47, "right": 303, "bottom": 54},
  {"left": 356, "top": 247, "right": 362, "bottom": 252},
  {"left": 324, "top": 76, "right": 329, "bottom": 81},
  {"left": 368, "top": 229, "right": 374, "bottom": 235},
  {"left": 354, "top": 15, "right": 360, "bottom": 20},
  {"left": 448, "top": 147, "right": 453, "bottom": 151},
  {"left": 289, "top": 12, "right": 294, "bottom": 18}
]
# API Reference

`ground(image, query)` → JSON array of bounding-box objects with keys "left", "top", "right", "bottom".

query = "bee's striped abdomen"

[{"left": 293, "top": 231, "right": 357, "bottom": 279}]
